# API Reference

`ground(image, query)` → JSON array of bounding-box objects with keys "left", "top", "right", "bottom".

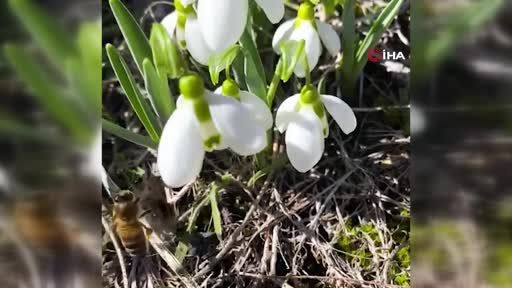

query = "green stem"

[
  {"left": 304, "top": 54, "right": 311, "bottom": 85},
  {"left": 225, "top": 62, "right": 231, "bottom": 80},
  {"left": 266, "top": 59, "right": 282, "bottom": 106}
]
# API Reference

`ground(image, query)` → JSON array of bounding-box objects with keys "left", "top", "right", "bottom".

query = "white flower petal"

[
  {"left": 285, "top": 108, "right": 324, "bottom": 172},
  {"left": 207, "top": 92, "right": 267, "bottom": 155},
  {"left": 161, "top": 12, "right": 178, "bottom": 39},
  {"left": 176, "top": 95, "right": 185, "bottom": 109},
  {"left": 275, "top": 94, "right": 300, "bottom": 132},
  {"left": 198, "top": 0, "right": 248, "bottom": 53},
  {"left": 157, "top": 108, "right": 205, "bottom": 187},
  {"left": 315, "top": 20, "right": 340, "bottom": 56},
  {"left": 255, "top": 0, "right": 284, "bottom": 24},
  {"left": 238, "top": 91, "right": 273, "bottom": 130},
  {"left": 184, "top": 16, "right": 214, "bottom": 65},
  {"left": 181, "top": 0, "right": 196, "bottom": 5},
  {"left": 272, "top": 19, "right": 295, "bottom": 53},
  {"left": 290, "top": 21, "right": 322, "bottom": 77},
  {"left": 320, "top": 95, "right": 357, "bottom": 134}
]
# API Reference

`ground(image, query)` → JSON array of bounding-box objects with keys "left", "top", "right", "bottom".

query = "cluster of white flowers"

[{"left": 158, "top": 0, "right": 356, "bottom": 188}]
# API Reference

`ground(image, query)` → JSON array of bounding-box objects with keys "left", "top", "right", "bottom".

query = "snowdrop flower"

[
  {"left": 161, "top": 0, "right": 213, "bottom": 65},
  {"left": 158, "top": 74, "right": 268, "bottom": 187},
  {"left": 272, "top": 2, "right": 341, "bottom": 77},
  {"left": 276, "top": 85, "right": 356, "bottom": 172},
  {"left": 197, "top": 0, "right": 285, "bottom": 53},
  {"left": 214, "top": 79, "right": 273, "bottom": 131}
]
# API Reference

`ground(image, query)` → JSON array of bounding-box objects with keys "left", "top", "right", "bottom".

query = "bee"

[
  {"left": 11, "top": 194, "right": 70, "bottom": 251},
  {"left": 112, "top": 191, "right": 149, "bottom": 257}
]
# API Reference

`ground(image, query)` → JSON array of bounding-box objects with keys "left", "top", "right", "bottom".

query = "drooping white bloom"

[
  {"left": 276, "top": 85, "right": 356, "bottom": 172},
  {"left": 161, "top": 0, "right": 213, "bottom": 65},
  {"left": 214, "top": 79, "right": 273, "bottom": 131},
  {"left": 197, "top": 0, "right": 285, "bottom": 53},
  {"left": 272, "top": 2, "right": 341, "bottom": 77},
  {"left": 163, "top": 0, "right": 285, "bottom": 64},
  {"left": 158, "top": 75, "right": 268, "bottom": 187}
]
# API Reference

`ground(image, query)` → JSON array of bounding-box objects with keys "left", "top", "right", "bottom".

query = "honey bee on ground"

[{"left": 112, "top": 191, "right": 150, "bottom": 257}]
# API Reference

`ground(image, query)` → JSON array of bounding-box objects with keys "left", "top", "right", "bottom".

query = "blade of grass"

[
  {"left": 239, "top": 27, "right": 267, "bottom": 100},
  {"left": 106, "top": 44, "right": 161, "bottom": 141},
  {"left": 3, "top": 44, "right": 91, "bottom": 143},
  {"left": 8, "top": 0, "right": 75, "bottom": 71},
  {"left": 109, "top": 0, "right": 152, "bottom": 76},
  {"left": 74, "top": 21, "right": 102, "bottom": 114},
  {"left": 143, "top": 58, "right": 173, "bottom": 123},
  {"left": 102, "top": 119, "right": 157, "bottom": 150},
  {"left": 354, "top": 0, "right": 404, "bottom": 74},
  {"left": 341, "top": 0, "right": 357, "bottom": 98},
  {"left": 209, "top": 184, "right": 222, "bottom": 239}
]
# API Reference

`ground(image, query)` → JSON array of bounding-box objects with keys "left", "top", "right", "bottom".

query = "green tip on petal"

[
  {"left": 204, "top": 135, "right": 221, "bottom": 151},
  {"left": 297, "top": 2, "right": 315, "bottom": 21},
  {"left": 180, "top": 74, "right": 204, "bottom": 100},
  {"left": 300, "top": 84, "right": 319, "bottom": 104},
  {"left": 221, "top": 79, "right": 240, "bottom": 100}
]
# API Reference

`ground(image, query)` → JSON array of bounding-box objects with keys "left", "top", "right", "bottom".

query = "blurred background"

[
  {"left": 0, "top": 0, "right": 101, "bottom": 287},
  {"left": 411, "top": 0, "right": 512, "bottom": 287}
]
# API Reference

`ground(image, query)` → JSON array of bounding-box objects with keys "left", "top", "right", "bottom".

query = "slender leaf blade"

[
  {"left": 8, "top": 0, "right": 75, "bottom": 71},
  {"left": 3, "top": 44, "right": 90, "bottom": 143},
  {"left": 143, "top": 58, "right": 173, "bottom": 122},
  {"left": 209, "top": 185, "right": 222, "bottom": 239},
  {"left": 354, "top": 0, "right": 404, "bottom": 73},
  {"left": 106, "top": 44, "right": 161, "bottom": 141},
  {"left": 208, "top": 45, "right": 241, "bottom": 85},
  {"left": 109, "top": 0, "right": 152, "bottom": 76},
  {"left": 342, "top": 0, "right": 356, "bottom": 75},
  {"left": 150, "top": 23, "right": 184, "bottom": 79},
  {"left": 279, "top": 40, "right": 305, "bottom": 82},
  {"left": 102, "top": 119, "right": 157, "bottom": 150},
  {"left": 239, "top": 28, "right": 267, "bottom": 100}
]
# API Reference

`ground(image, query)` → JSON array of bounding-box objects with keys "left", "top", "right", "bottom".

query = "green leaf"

[
  {"left": 102, "top": 119, "right": 157, "bottom": 150},
  {"left": 150, "top": 23, "right": 185, "bottom": 79},
  {"left": 354, "top": 0, "right": 404, "bottom": 74},
  {"left": 8, "top": 0, "right": 75, "bottom": 71},
  {"left": 342, "top": 0, "right": 356, "bottom": 73},
  {"left": 3, "top": 44, "right": 91, "bottom": 143},
  {"left": 72, "top": 21, "right": 102, "bottom": 116},
  {"left": 279, "top": 40, "right": 305, "bottom": 82},
  {"left": 239, "top": 27, "right": 267, "bottom": 100},
  {"left": 143, "top": 58, "right": 174, "bottom": 122},
  {"left": 208, "top": 45, "right": 241, "bottom": 85},
  {"left": 106, "top": 44, "right": 161, "bottom": 142},
  {"left": 341, "top": 0, "right": 357, "bottom": 97},
  {"left": 208, "top": 185, "right": 222, "bottom": 239},
  {"left": 109, "top": 0, "right": 152, "bottom": 76}
]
